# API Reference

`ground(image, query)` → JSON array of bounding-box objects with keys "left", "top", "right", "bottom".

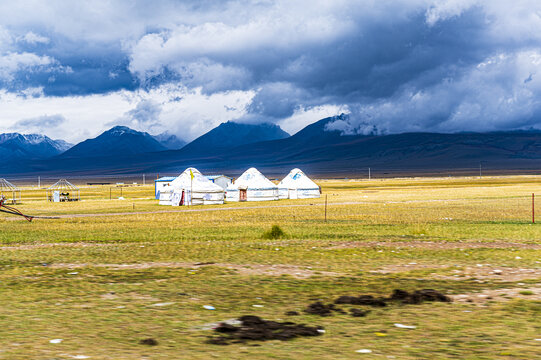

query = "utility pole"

[
  {"left": 143, "top": 174, "right": 145, "bottom": 186},
  {"left": 368, "top": 167, "right": 371, "bottom": 180},
  {"left": 479, "top": 163, "right": 482, "bottom": 178},
  {"left": 38, "top": 176, "right": 40, "bottom": 189}
]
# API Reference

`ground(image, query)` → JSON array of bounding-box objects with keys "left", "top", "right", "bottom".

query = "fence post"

[
  {"left": 324, "top": 194, "right": 328, "bottom": 223},
  {"left": 532, "top": 193, "right": 535, "bottom": 224}
]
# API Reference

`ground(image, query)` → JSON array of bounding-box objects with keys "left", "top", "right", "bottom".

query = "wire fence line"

[
  {"left": 2, "top": 184, "right": 538, "bottom": 224},
  {"left": 1, "top": 174, "right": 160, "bottom": 187},
  {"left": 1, "top": 166, "right": 540, "bottom": 186}
]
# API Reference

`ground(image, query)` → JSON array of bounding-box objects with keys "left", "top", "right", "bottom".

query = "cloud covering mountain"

[{"left": 1, "top": 1, "right": 541, "bottom": 142}]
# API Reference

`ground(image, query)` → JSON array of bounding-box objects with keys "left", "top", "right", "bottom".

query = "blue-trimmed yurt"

[
  {"left": 278, "top": 168, "right": 320, "bottom": 199},
  {"left": 226, "top": 167, "right": 278, "bottom": 202}
]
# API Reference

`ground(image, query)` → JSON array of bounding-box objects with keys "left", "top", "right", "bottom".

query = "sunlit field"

[{"left": 1, "top": 176, "right": 540, "bottom": 359}]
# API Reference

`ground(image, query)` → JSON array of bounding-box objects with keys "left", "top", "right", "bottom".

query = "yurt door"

[
  {"left": 180, "top": 190, "right": 185, "bottom": 206},
  {"left": 289, "top": 189, "right": 298, "bottom": 199},
  {"left": 239, "top": 189, "right": 247, "bottom": 201}
]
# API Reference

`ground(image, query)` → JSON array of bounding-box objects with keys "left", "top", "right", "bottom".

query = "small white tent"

[
  {"left": 159, "top": 168, "right": 225, "bottom": 206},
  {"left": 278, "top": 168, "right": 320, "bottom": 199},
  {"left": 226, "top": 167, "right": 279, "bottom": 202}
]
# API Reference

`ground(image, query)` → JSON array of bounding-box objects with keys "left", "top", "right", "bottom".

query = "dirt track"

[
  {"left": 3, "top": 201, "right": 355, "bottom": 220},
  {"left": 327, "top": 240, "right": 541, "bottom": 250},
  {"left": 2, "top": 197, "right": 498, "bottom": 221}
]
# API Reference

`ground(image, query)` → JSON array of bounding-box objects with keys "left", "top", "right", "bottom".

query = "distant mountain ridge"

[
  {"left": 217, "top": 116, "right": 541, "bottom": 170},
  {"left": 59, "top": 126, "right": 167, "bottom": 158},
  {"left": 0, "top": 132, "right": 73, "bottom": 161},
  {"left": 2, "top": 118, "right": 541, "bottom": 176},
  {"left": 179, "top": 121, "right": 290, "bottom": 155},
  {"left": 152, "top": 131, "right": 186, "bottom": 150}
]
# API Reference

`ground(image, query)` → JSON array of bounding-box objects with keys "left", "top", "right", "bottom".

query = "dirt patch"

[
  {"left": 0, "top": 242, "right": 116, "bottom": 250},
  {"left": 387, "top": 289, "right": 452, "bottom": 304},
  {"left": 372, "top": 264, "right": 541, "bottom": 281},
  {"left": 228, "top": 264, "right": 338, "bottom": 278},
  {"left": 452, "top": 287, "right": 541, "bottom": 304},
  {"left": 370, "top": 264, "right": 450, "bottom": 274},
  {"left": 100, "top": 292, "right": 118, "bottom": 300},
  {"left": 127, "top": 293, "right": 161, "bottom": 302},
  {"left": 335, "top": 295, "right": 387, "bottom": 307},
  {"left": 48, "top": 262, "right": 338, "bottom": 279},
  {"left": 433, "top": 266, "right": 541, "bottom": 282},
  {"left": 139, "top": 338, "right": 158, "bottom": 346},
  {"left": 207, "top": 315, "right": 323, "bottom": 345},
  {"left": 302, "top": 289, "right": 451, "bottom": 317},
  {"left": 335, "top": 289, "right": 451, "bottom": 307},
  {"left": 350, "top": 308, "right": 371, "bottom": 317},
  {"left": 304, "top": 302, "right": 346, "bottom": 316},
  {"left": 327, "top": 240, "right": 541, "bottom": 250}
]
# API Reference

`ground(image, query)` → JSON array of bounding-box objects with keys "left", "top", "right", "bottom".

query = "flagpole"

[{"left": 189, "top": 168, "right": 194, "bottom": 206}]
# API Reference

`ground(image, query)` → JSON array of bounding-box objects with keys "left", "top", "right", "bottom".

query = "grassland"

[{"left": 1, "top": 176, "right": 540, "bottom": 359}]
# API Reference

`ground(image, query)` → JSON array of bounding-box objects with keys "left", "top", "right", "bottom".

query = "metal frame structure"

[
  {"left": 46, "top": 179, "right": 80, "bottom": 202},
  {"left": 0, "top": 178, "right": 21, "bottom": 204}
]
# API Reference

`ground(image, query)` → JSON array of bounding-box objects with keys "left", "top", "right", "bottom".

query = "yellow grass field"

[{"left": 1, "top": 176, "right": 540, "bottom": 359}]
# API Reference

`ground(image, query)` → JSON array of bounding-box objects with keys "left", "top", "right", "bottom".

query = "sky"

[{"left": 1, "top": 0, "right": 541, "bottom": 143}]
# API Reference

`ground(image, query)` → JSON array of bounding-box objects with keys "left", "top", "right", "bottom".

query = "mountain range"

[
  {"left": 0, "top": 133, "right": 72, "bottom": 161},
  {"left": 180, "top": 121, "right": 289, "bottom": 156},
  {"left": 1, "top": 116, "right": 541, "bottom": 176},
  {"left": 60, "top": 126, "right": 168, "bottom": 158}
]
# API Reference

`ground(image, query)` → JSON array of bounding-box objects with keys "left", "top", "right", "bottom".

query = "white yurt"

[
  {"left": 278, "top": 168, "right": 320, "bottom": 199},
  {"left": 226, "top": 167, "right": 279, "bottom": 202},
  {"left": 159, "top": 168, "right": 225, "bottom": 206}
]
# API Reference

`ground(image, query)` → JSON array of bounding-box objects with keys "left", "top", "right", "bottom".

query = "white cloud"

[
  {"left": 340, "top": 50, "right": 541, "bottom": 134},
  {"left": 128, "top": 1, "right": 359, "bottom": 89},
  {"left": 277, "top": 104, "right": 349, "bottom": 135},
  {"left": 0, "top": 84, "right": 253, "bottom": 143},
  {"left": 19, "top": 31, "right": 50, "bottom": 44},
  {"left": 2, "top": 0, "right": 541, "bottom": 140},
  {"left": 168, "top": 59, "right": 252, "bottom": 93},
  {"left": 10, "top": 114, "right": 66, "bottom": 134},
  {"left": 0, "top": 26, "right": 13, "bottom": 52},
  {"left": 0, "top": 52, "right": 56, "bottom": 82},
  {"left": 425, "top": 0, "right": 478, "bottom": 26}
]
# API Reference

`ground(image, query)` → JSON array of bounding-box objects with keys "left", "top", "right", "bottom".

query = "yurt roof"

[
  {"left": 206, "top": 175, "right": 231, "bottom": 180},
  {"left": 228, "top": 167, "right": 277, "bottom": 190},
  {"left": 0, "top": 178, "right": 19, "bottom": 191},
  {"left": 47, "top": 179, "right": 79, "bottom": 190},
  {"left": 279, "top": 168, "right": 318, "bottom": 189},
  {"left": 171, "top": 168, "right": 223, "bottom": 192},
  {"left": 155, "top": 176, "right": 176, "bottom": 182}
]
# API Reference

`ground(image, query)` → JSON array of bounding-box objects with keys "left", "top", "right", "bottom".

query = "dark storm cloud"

[
  {"left": 0, "top": 26, "right": 137, "bottom": 95},
  {"left": 2, "top": 1, "right": 541, "bottom": 135},
  {"left": 126, "top": 1, "right": 541, "bottom": 133}
]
